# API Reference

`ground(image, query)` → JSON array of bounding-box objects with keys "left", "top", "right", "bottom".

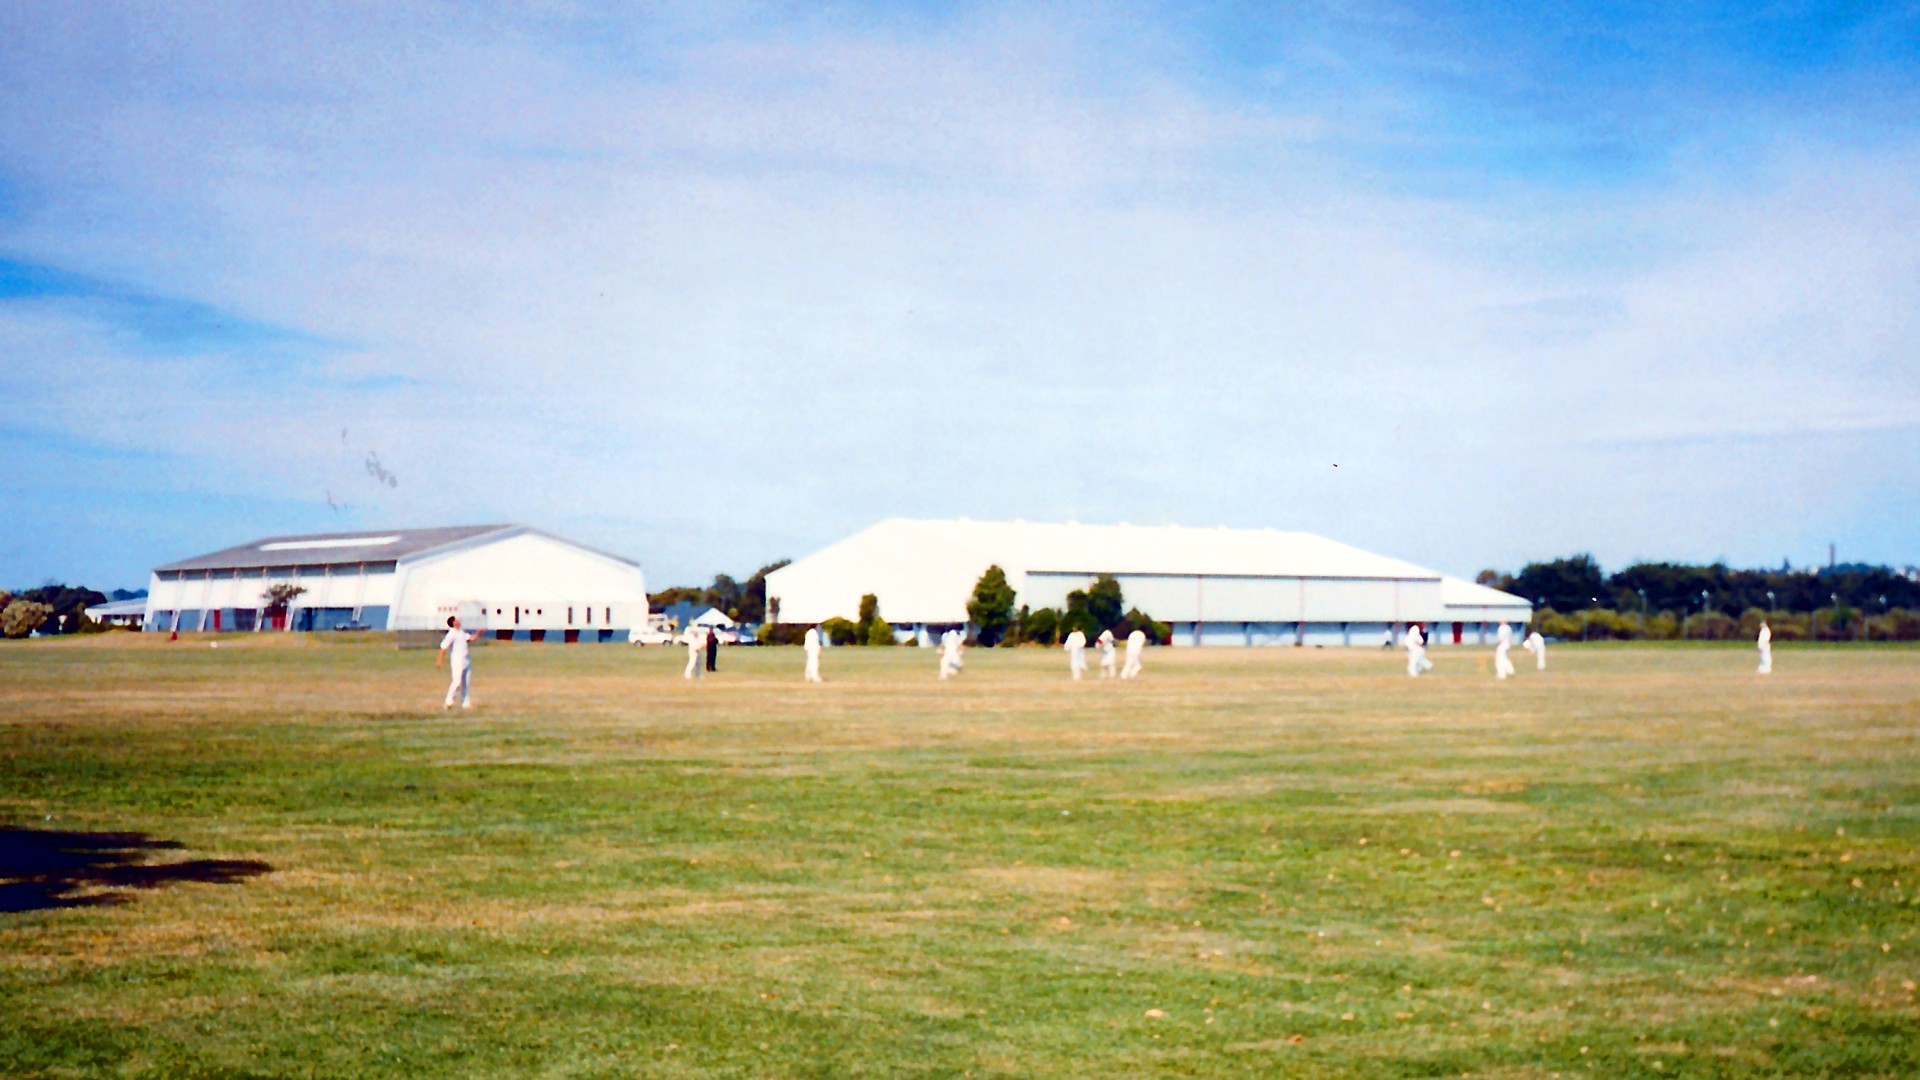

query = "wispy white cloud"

[{"left": 1, "top": 1, "right": 1917, "bottom": 586}]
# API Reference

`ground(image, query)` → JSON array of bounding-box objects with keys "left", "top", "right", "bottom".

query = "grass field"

[{"left": 3, "top": 635, "right": 1917, "bottom": 1078}]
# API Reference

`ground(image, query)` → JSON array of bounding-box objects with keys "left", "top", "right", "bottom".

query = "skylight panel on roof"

[{"left": 258, "top": 536, "right": 402, "bottom": 552}]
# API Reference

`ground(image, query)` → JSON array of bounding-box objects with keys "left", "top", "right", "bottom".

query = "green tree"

[
  {"left": 737, "top": 560, "right": 789, "bottom": 623},
  {"left": 864, "top": 616, "right": 895, "bottom": 646},
  {"left": 1086, "top": 574, "right": 1124, "bottom": 632},
  {"left": 648, "top": 585, "right": 704, "bottom": 608},
  {"left": 263, "top": 584, "right": 306, "bottom": 619},
  {"left": 1022, "top": 607, "right": 1060, "bottom": 646},
  {"left": 1117, "top": 607, "right": 1170, "bottom": 644},
  {"left": 2, "top": 599, "right": 53, "bottom": 638},
  {"left": 856, "top": 593, "right": 884, "bottom": 645},
  {"left": 967, "top": 566, "right": 1017, "bottom": 646},
  {"left": 821, "top": 617, "right": 858, "bottom": 646},
  {"left": 1513, "top": 555, "right": 1605, "bottom": 613},
  {"left": 703, "top": 574, "right": 743, "bottom": 619},
  {"left": 1060, "top": 590, "right": 1099, "bottom": 640}
]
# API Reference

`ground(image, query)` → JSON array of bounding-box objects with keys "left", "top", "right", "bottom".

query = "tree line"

[
  {"left": 740, "top": 566, "right": 1172, "bottom": 647},
  {"left": 1483, "top": 555, "right": 1920, "bottom": 642},
  {"left": 0, "top": 584, "right": 112, "bottom": 638},
  {"left": 966, "top": 566, "right": 1170, "bottom": 647},
  {"left": 648, "top": 560, "right": 789, "bottom": 624}
]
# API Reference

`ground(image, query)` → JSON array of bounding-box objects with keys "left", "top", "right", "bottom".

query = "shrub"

[
  {"left": 758, "top": 623, "right": 810, "bottom": 646},
  {"left": 821, "top": 617, "right": 858, "bottom": 646},
  {"left": 1883, "top": 608, "right": 1920, "bottom": 641},
  {"left": 1764, "top": 618, "right": 1807, "bottom": 642},
  {"left": 1695, "top": 611, "right": 1737, "bottom": 641},
  {"left": 1117, "top": 607, "right": 1169, "bottom": 645},
  {"left": 2, "top": 600, "right": 54, "bottom": 638},
  {"left": 1022, "top": 607, "right": 1060, "bottom": 646},
  {"left": 1059, "top": 608, "right": 1099, "bottom": 642},
  {"left": 864, "top": 617, "right": 895, "bottom": 647}
]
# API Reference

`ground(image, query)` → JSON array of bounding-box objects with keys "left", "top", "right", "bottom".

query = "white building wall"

[
  {"left": 766, "top": 522, "right": 1005, "bottom": 626},
  {"left": 394, "top": 532, "right": 648, "bottom": 634},
  {"left": 763, "top": 519, "right": 1517, "bottom": 646},
  {"left": 144, "top": 529, "right": 645, "bottom": 636},
  {"left": 145, "top": 566, "right": 402, "bottom": 630}
]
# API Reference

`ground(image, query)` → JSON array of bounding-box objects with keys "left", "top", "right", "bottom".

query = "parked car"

[{"left": 628, "top": 626, "right": 675, "bottom": 646}]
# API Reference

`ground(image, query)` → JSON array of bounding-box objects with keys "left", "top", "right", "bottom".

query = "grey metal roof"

[{"left": 155, "top": 525, "right": 514, "bottom": 572}]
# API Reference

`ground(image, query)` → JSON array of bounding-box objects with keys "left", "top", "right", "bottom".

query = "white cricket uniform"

[
  {"left": 1756, "top": 622, "right": 1772, "bottom": 675},
  {"left": 1063, "top": 629, "right": 1087, "bottom": 679},
  {"left": 1493, "top": 622, "right": 1515, "bottom": 680},
  {"left": 1405, "top": 625, "right": 1433, "bottom": 677},
  {"left": 1122, "top": 629, "right": 1146, "bottom": 679},
  {"left": 684, "top": 628, "right": 703, "bottom": 679},
  {"left": 803, "top": 626, "right": 823, "bottom": 682},
  {"left": 440, "top": 627, "right": 474, "bottom": 707},
  {"left": 1097, "top": 630, "right": 1117, "bottom": 678},
  {"left": 939, "top": 630, "right": 964, "bottom": 679},
  {"left": 1523, "top": 631, "right": 1546, "bottom": 670}
]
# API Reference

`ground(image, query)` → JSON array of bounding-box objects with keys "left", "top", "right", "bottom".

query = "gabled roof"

[
  {"left": 84, "top": 598, "right": 151, "bottom": 617},
  {"left": 849, "top": 519, "right": 1443, "bottom": 580},
  {"left": 156, "top": 525, "right": 515, "bottom": 572},
  {"left": 1440, "top": 575, "right": 1533, "bottom": 609}
]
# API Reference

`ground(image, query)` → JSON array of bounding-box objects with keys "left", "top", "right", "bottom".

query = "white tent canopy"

[{"left": 689, "top": 607, "right": 736, "bottom": 627}]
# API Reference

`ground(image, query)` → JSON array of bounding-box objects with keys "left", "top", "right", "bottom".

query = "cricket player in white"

[
  {"left": 1063, "top": 628, "right": 1088, "bottom": 680},
  {"left": 1523, "top": 629, "right": 1546, "bottom": 670},
  {"left": 1493, "top": 622, "right": 1516, "bottom": 680},
  {"left": 683, "top": 626, "right": 704, "bottom": 680},
  {"left": 939, "top": 629, "right": 964, "bottom": 680},
  {"left": 1756, "top": 620, "right": 1772, "bottom": 675},
  {"left": 1121, "top": 629, "right": 1146, "bottom": 679},
  {"left": 1405, "top": 623, "right": 1433, "bottom": 677},
  {"left": 436, "top": 615, "right": 479, "bottom": 708},
  {"left": 803, "top": 625, "right": 823, "bottom": 682},
  {"left": 1096, "top": 629, "right": 1117, "bottom": 678}
]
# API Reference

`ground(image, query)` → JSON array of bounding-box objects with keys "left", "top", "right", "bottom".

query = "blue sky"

[{"left": 3, "top": 1, "right": 1917, "bottom": 591}]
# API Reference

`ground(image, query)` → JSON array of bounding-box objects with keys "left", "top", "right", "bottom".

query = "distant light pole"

[
  {"left": 1637, "top": 589, "right": 1649, "bottom": 638},
  {"left": 1830, "top": 592, "right": 1840, "bottom": 643},
  {"left": 1699, "top": 590, "right": 1711, "bottom": 640},
  {"left": 1880, "top": 595, "right": 1890, "bottom": 641}
]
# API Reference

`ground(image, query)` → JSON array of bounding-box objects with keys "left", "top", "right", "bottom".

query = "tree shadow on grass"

[{"left": 0, "top": 827, "right": 272, "bottom": 913}]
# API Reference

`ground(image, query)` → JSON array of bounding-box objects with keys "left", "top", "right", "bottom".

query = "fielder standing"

[
  {"left": 1063, "top": 628, "right": 1088, "bottom": 680},
  {"left": 436, "top": 615, "right": 481, "bottom": 709}
]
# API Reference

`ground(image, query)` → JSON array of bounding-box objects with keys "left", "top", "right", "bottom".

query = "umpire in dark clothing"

[{"left": 705, "top": 625, "right": 720, "bottom": 672}]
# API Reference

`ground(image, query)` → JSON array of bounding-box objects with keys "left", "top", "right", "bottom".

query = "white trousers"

[
  {"left": 1100, "top": 651, "right": 1117, "bottom": 677},
  {"left": 444, "top": 663, "right": 471, "bottom": 707},
  {"left": 1494, "top": 645, "right": 1514, "bottom": 680},
  {"left": 805, "top": 651, "right": 822, "bottom": 682},
  {"left": 1407, "top": 648, "right": 1432, "bottom": 677},
  {"left": 1068, "top": 649, "right": 1086, "bottom": 679},
  {"left": 1121, "top": 653, "right": 1142, "bottom": 679},
  {"left": 1757, "top": 646, "right": 1772, "bottom": 674},
  {"left": 685, "top": 647, "right": 701, "bottom": 679}
]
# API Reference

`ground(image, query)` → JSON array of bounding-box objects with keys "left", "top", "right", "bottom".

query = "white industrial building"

[
  {"left": 765, "top": 519, "right": 1531, "bottom": 647},
  {"left": 144, "top": 525, "right": 648, "bottom": 642}
]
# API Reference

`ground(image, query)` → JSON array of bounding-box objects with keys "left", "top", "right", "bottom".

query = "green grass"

[{"left": 3, "top": 635, "right": 1918, "bottom": 1077}]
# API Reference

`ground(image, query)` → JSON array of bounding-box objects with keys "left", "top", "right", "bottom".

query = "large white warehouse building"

[
  {"left": 145, "top": 525, "right": 648, "bottom": 642},
  {"left": 765, "top": 519, "right": 1531, "bottom": 646}
]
